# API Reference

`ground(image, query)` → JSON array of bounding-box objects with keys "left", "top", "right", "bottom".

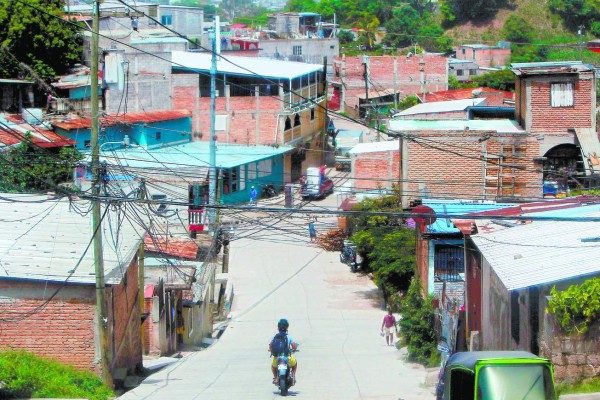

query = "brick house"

[
  {"left": 331, "top": 54, "right": 448, "bottom": 117},
  {"left": 455, "top": 43, "right": 511, "bottom": 68},
  {"left": 511, "top": 61, "right": 600, "bottom": 178},
  {"left": 0, "top": 195, "right": 145, "bottom": 380},
  {"left": 170, "top": 51, "right": 327, "bottom": 181},
  {"left": 348, "top": 141, "right": 400, "bottom": 192}
]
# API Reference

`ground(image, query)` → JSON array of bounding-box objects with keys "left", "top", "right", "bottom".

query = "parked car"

[
  {"left": 301, "top": 166, "right": 334, "bottom": 200},
  {"left": 436, "top": 349, "right": 556, "bottom": 400},
  {"left": 340, "top": 240, "right": 362, "bottom": 272}
]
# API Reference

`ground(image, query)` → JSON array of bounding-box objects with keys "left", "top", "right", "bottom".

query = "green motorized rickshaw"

[{"left": 437, "top": 351, "right": 556, "bottom": 400}]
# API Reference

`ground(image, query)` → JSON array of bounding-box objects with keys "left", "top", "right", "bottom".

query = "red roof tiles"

[
  {"left": 52, "top": 110, "right": 192, "bottom": 131},
  {"left": 144, "top": 234, "right": 199, "bottom": 260}
]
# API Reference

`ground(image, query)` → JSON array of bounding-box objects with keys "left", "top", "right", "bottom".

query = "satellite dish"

[{"left": 412, "top": 205, "right": 436, "bottom": 226}]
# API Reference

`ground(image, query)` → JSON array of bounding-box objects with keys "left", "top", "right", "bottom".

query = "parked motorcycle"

[
  {"left": 262, "top": 184, "right": 277, "bottom": 198},
  {"left": 273, "top": 350, "right": 297, "bottom": 396}
]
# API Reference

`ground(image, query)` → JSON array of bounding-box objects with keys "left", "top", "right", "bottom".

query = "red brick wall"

[
  {"left": 404, "top": 131, "right": 541, "bottom": 201},
  {"left": 143, "top": 297, "right": 153, "bottom": 355},
  {"left": 528, "top": 78, "right": 593, "bottom": 132},
  {"left": 352, "top": 149, "right": 400, "bottom": 191},
  {"left": 0, "top": 256, "right": 143, "bottom": 377},
  {"left": 108, "top": 256, "right": 142, "bottom": 373},
  {"left": 515, "top": 72, "right": 595, "bottom": 133},
  {"left": 332, "top": 54, "right": 448, "bottom": 114},
  {"left": 172, "top": 74, "right": 325, "bottom": 145},
  {"left": 0, "top": 282, "right": 96, "bottom": 372}
]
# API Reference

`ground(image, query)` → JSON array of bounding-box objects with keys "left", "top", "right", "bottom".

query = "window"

[
  {"left": 434, "top": 245, "right": 464, "bottom": 281},
  {"left": 469, "top": 69, "right": 478, "bottom": 76},
  {"left": 294, "top": 114, "right": 301, "bottom": 127},
  {"left": 449, "top": 369, "right": 475, "bottom": 400},
  {"left": 472, "top": 49, "right": 476, "bottom": 60},
  {"left": 293, "top": 45, "right": 302, "bottom": 56},
  {"left": 456, "top": 70, "right": 464, "bottom": 76},
  {"left": 84, "top": 140, "right": 91, "bottom": 148},
  {"left": 462, "top": 48, "right": 466, "bottom": 55},
  {"left": 161, "top": 15, "right": 172, "bottom": 25},
  {"left": 156, "top": 131, "right": 161, "bottom": 140},
  {"left": 257, "top": 159, "right": 272, "bottom": 178},
  {"left": 310, "top": 108, "right": 315, "bottom": 121},
  {"left": 240, "top": 166, "right": 246, "bottom": 190},
  {"left": 551, "top": 83, "right": 574, "bottom": 107},
  {"left": 284, "top": 117, "right": 292, "bottom": 130},
  {"left": 511, "top": 291, "right": 520, "bottom": 343}
]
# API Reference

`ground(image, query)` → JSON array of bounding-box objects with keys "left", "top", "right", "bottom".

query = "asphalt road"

[{"left": 120, "top": 191, "right": 434, "bottom": 400}]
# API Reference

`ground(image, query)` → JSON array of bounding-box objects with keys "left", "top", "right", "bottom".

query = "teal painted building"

[
  {"left": 52, "top": 110, "right": 192, "bottom": 151},
  {"left": 96, "top": 140, "right": 293, "bottom": 205}
]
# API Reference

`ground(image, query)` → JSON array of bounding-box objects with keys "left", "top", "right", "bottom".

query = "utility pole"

[
  {"left": 91, "top": 0, "right": 112, "bottom": 386},
  {"left": 208, "top": 17, "right": 218, "bottom": 229},
  {"left": 362, "top": 56, "right": 369, "bottom": 121}
]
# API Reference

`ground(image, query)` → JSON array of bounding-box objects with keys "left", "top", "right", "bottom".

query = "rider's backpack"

[{"left": 270, "top": 332, "right": 290, "bottom": 356}]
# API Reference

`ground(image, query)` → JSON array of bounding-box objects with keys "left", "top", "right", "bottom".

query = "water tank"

[{"left": 22, "top": 108, "right": 43, "bottom": 125}]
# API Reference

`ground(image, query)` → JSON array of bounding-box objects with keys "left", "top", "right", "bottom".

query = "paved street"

[{"left": 121, "top": 186, "right": 433, "bottom": 400}]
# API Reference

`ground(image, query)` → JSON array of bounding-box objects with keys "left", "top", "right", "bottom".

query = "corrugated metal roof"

[
  {"left": 0, "top": 78, "right": 34, "bottom": 85},
  {"left": 348, "top": 140, "right": 399, "bottom": 155},
  {"left": 0, "top": 117, "right": 75, "bottom": 148},
  {"left": 52, "top": 110, "right": 191, "bottom": 130},
  {"left": 422, "top": 88, "right": 514, "bottom": 104},
  {"left": 471, "top": 205, "right": 600, "bottom": 290},
  {"left": 97, "top": 141, "right": 293, "bottom": 170},
  {"left": 0, "top": 194, "right": 145, "bottom": 285},
  {"left": 395, "top": 98, "right": 486, "bottom": 117},
  {"left": 171, "top": 51, "right": 323, "bottom": 79},
  {"left": 510, "top": 61, "right": 592, "bottom": 75},
  {"left": 423, "top": 199, "right": 515, "bottom": 234},
  {"left": 388, "top": 118, "right": 524, "bottom": 134}
]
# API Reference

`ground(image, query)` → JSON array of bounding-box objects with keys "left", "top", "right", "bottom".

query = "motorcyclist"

[{"left": 269, "top": 318, "right": 299, "bottom": 385}]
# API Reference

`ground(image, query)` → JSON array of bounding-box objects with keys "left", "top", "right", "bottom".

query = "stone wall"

[{"left": 540, "top": 298, "right": 600, "bottom": 383}]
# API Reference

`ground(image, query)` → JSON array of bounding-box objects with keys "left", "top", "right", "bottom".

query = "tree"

[
  {"left": 550, "top": 0, "right": 600, "bottom": 32},
  {"left": 338, "top": 30, "right": 355, "bottom": 45},
  {"left": 0, "top": 135, "right": 83, "bottom": 192},
  {"left": 382, "top": 5, "right": 420, "bottom": 48},
  {"left": 473, "top": 69, "right": 515, "bottom": 91},
  {"left": 0, "top": 0, "right": 82, "bottom": 81},
  {"left": 503, "top": 15, "right": 535, "bottom": 43},
  {"left": 398, "top": 277, "right": 438, "bottom": 365},
  {"left": 351, "top": 12, "right": 380, "bottom": 51},
  {"left": 440, "top": 0, "right": 511, "bottom": 24},
  {"left": 286, "top": 0, "right": 318, "bottom": 12},
  {"left": 349, "top": 194, "right": 415, "bottom": 294}
]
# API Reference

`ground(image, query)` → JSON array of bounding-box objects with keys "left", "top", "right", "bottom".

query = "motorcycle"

[
  {"left": 262, "top": 184, "right": 277, "bottom": 198},
  {"left": 273, "top": 350, "right": 297, "bottom": 396}
]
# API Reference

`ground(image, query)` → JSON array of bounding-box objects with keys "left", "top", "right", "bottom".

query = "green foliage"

[
  {"left": 556, "top": 377, "right": 600, "bottom": 396},
  {"left": 398, "top": 95, "right": 419, "bottom": 111},
  {"left": 382, "top": 5, "right": 420, "bottom": 48},
  {"left": 473, "top": 69, "right": 515, "bottom": 91},
  {"left": 0, "top": 350, "right": 113, "bottom": 400},
  {"left": 441, "top": 0, "right": 511, "bottom": 24},
  {"left": 338, "top": 30, "right": 355, "bottom": 45},
  {"left": 0, "top": 135, "right": 83, "bottom": 192},
  {"left": 547, "top": 278, "right": 600, "bottom": 335},
  {"left": 503, "top": 15, "right": 535, "bottom": 43},
  {"left": 549, "top": 0, "right": 600, "bottom": 32},
  {"left": 287, "top": 0, "right": 318, "bottom": 12},
  {"left": 398, "top": 276, "right": 438, "bottom": 365},
  {"left": 349, "top": 194, "right": 415, "bottom": 293},
  {"left": 0, "top": 0, "right": 82, "bottom": 80},
  {"left": 448, "top": 75, "right": 477, "bottom": 89}
]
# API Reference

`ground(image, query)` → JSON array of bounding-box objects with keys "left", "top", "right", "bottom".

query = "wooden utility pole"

[
  {"left": 91, "top": 0, "right": 112, "bottom": 386},
  {"left": 208, "top": 18, "right": 218, "bottom": 229}
]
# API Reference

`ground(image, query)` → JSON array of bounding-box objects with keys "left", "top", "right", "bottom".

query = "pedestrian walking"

[
  {"left": 307, "top": 215, "right": 317, "bottom": 242},
  {"left": 249, "top": 186, "right": 257, "bottom": 206},
  {"left": 381, "top": 309, "right": 397, "bottom": 346}
]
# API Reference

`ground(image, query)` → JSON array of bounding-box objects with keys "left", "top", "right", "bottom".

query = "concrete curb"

[{"left": 560, "top": 394, "right": 600, "bottom": 399}]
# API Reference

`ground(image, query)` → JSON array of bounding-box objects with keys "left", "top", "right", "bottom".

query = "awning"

[{"left": 575, "top": 128, "right": 600, "bottom": 175}]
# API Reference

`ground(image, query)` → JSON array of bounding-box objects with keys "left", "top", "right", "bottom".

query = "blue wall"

[{"left": 54, "top": 117, "right": 192, "bottom": 151}]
